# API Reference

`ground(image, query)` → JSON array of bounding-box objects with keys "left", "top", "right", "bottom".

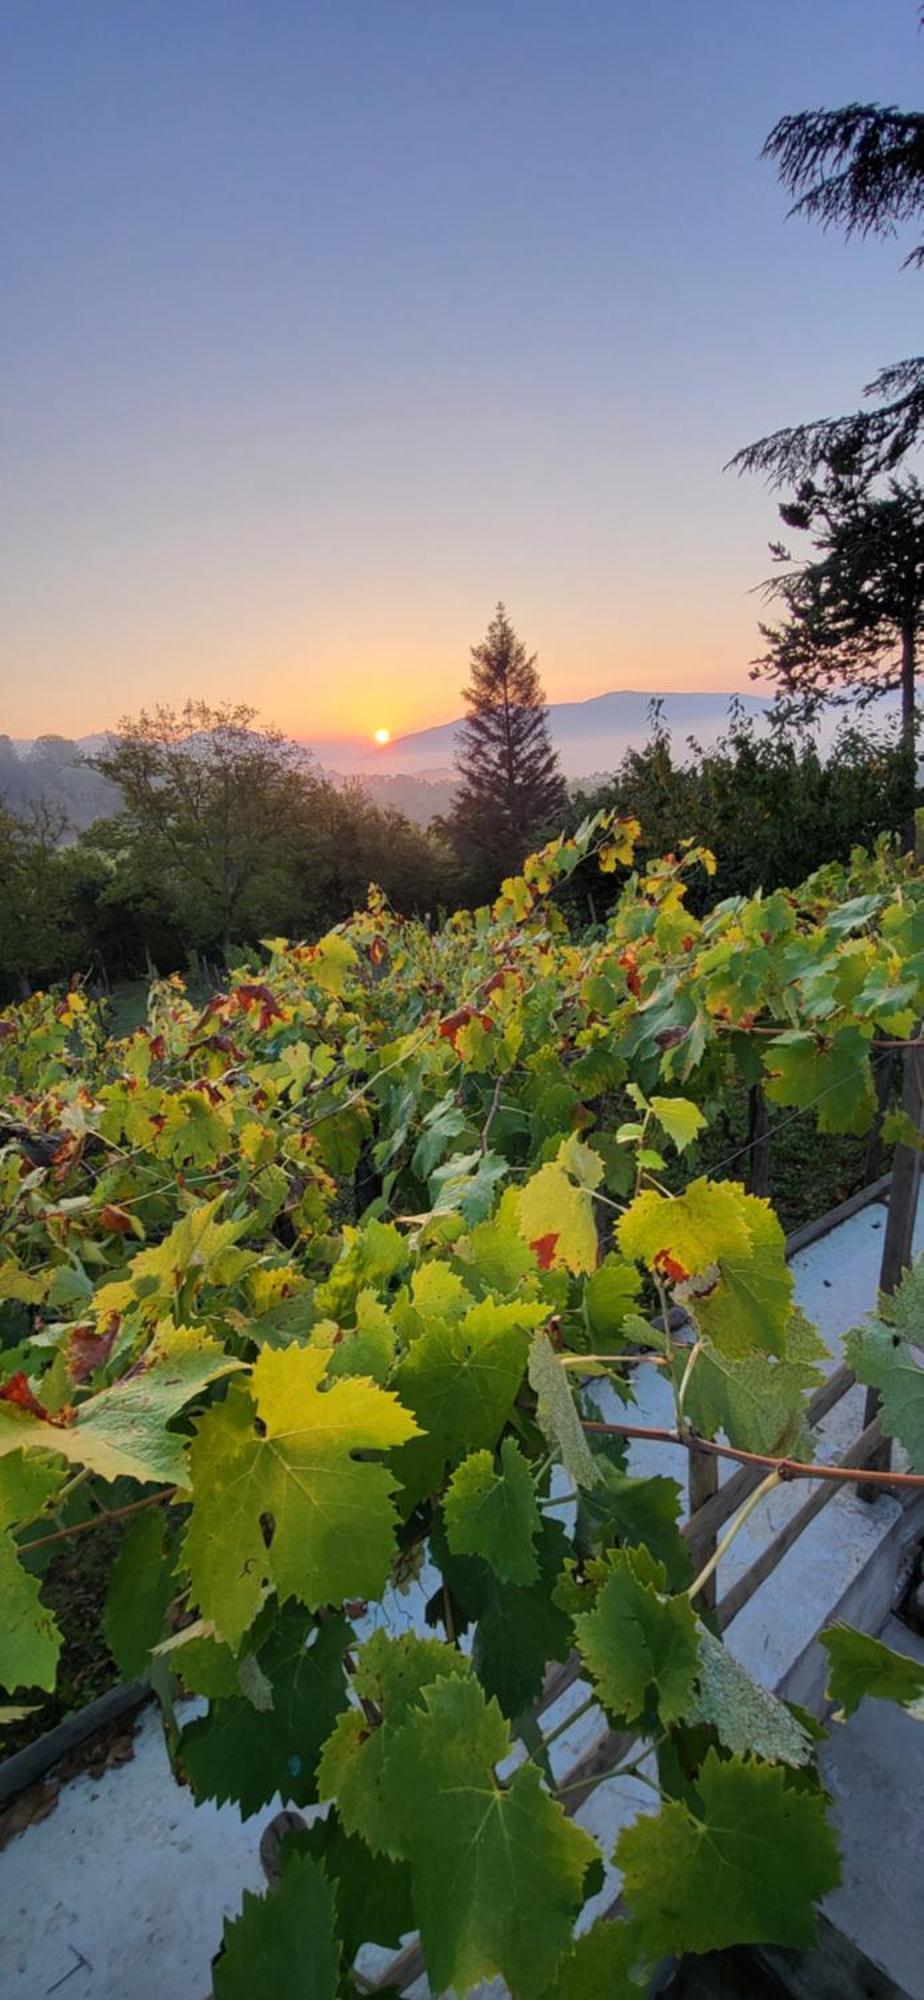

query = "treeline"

[
  {"left": 563, "top": 702, "right": 919, "bottom": 918},
  {"left": 0, "top": 703, "right": 457, "bottom": 1000},
  {"left": 0, "top": 694, "right": 917, "bottom": 1002}
]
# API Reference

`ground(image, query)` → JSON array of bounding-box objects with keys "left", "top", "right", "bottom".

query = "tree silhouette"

[
  {"left": 447, "top": 605, "right": 567, "bottom": 884},
  {"left": 754, "top": 472, "right": 924, "bottom": 752},
  {"left": 732, "top": 40, "right": 924, "bottom": 482}
]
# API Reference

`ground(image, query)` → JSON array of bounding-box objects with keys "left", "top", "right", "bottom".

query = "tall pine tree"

[{"left": 447, "top": 604, "right": 567, "bottom": 884}]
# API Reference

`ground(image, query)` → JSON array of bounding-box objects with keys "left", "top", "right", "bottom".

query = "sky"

[{"left": 2, "top": 0, "right": 922, "bottom": 747}]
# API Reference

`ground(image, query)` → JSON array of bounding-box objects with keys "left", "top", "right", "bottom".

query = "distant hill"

[{"left": 333, "top": 689, "right": 773, "bottom": 781}]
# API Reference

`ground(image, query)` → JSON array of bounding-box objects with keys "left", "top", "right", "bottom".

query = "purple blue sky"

[{"left": 2, "top": 0, "right": 921, "bottom": 744}]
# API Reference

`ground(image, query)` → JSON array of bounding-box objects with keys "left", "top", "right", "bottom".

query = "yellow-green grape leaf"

[
  {"left": 0, "top": 1327, "right": 241, "bottom": 1487},
  {"left": 616, "top": 1750, "right": 840, "bottom": 1956},
  {"left": 391, "top": 1674, "right": 602, "bottom": 2000},
  {"left": 516, "top": 1163, "right": 598, "bottom": 1274},
  {"left": 573, "top": 1547, "right": 699, "bottom": 1727},
  {"left": 649, "top": 1096, "right": 707, "bottom": 1153},
  {"left": 528, "top": 1330, "right": 602, "bottom": 1489},
  {"left": 0, "top": 1533, "right": 62, "bottom": 1693},
  {"left": 821, "top": 1623, "right": 924, "bottom": 1721},
  {"left": 317, "top": 1630, "right": 471, "bottom": 1858},
  {"left": 310, "top": 933, "right": 358, "bottom": 996},
  {"left": 554, "top": 1132, "right": 605, "bottom": 1190},
  {"left": 444, "top": 1438, "right": 541, "bottom": 1584},
  {"left": 618, "top": 1177, "right": 752, "bottom": 1282},
  {"left": 213, "top": 1851, "right": 341, "bottom": 2000},
  {"left": 324, "top": 1289, "right": 396, "bottom": 1385},
  {"left": 183, "top": 1352, "right": 419, "bottom": 1646},
  {"left": 678, "top": 1197, "right": 793, "bottom": 1358}
]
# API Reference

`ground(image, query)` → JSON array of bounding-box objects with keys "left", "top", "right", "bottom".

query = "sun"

[{"left": 373, "top": 727, "right": 391, "bottom": 746}]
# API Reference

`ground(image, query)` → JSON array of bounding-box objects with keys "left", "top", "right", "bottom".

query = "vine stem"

[
  {"left": 560, "top": 1352, "right": 671, "bottom": 1370},
  {"left": 674, "top": 1338, "right": 703, "bottom": 1427},
  {"left": 554, "top": 1747, "right": 665, "bottom": 1801},
  {"left": 687, "top": 1470, "right": 781, "bottom": 1603},
  {"left": 541, "top": 1691, "right": 597, "bottom": 1750},
  {"left": 21, "top": 1487, "right": 176, "bottom": 1554},
  {"left": 577, "top": 1417, "right": 924, "bottom": 1490}
]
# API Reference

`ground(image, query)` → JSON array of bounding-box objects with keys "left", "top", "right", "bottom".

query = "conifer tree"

[
  {"left": 447, "top": 605, "right": 567, "bottom": 882},
  {"left": 755, "top": 471, "right": 924, "bottom": 751}
]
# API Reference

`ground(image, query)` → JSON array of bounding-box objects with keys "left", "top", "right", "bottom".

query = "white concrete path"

[{"left": 1, "top": 1193, "right": 922, "bottom": 2000}]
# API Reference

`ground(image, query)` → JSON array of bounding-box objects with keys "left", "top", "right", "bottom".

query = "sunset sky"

[{"left": 3, "top": 1, "right": 922, "bottom": 746}]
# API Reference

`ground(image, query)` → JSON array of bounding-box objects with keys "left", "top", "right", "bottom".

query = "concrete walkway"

[{"left": 1, "top": 1193, "right": 922, "bottom": 2000}]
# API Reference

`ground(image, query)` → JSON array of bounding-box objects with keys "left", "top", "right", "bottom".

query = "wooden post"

[
  {"left": 863, "top": 1047, "right": 897, "bottom": 1186},
  {"left": 862, "top": 1034, "right": 923, "bottom": 1493},
  {"left": 688, "top": 1450, "right": 720, "bottom": 1611},
  {"left": 746, "top": 1083, "right": 772, "bottom": 1198}
]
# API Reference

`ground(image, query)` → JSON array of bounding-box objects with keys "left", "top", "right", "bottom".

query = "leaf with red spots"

[
  {"left": 0, "top": 1373, "right": 52, "bottom": 1421},
  {"left": 618, "top": 950, "right": 641, "bottom": 999},
  {"left": 530, "top": 1233, "right": 560, "bottom": 1272},
  {"left": 437, "top": 1007, "right": 493, "bottom": 1051},
  {"left": 67, "top": 1315, "right": 121, "bottom": 1384},
  {"left": 235, "top": 984, "right": 286, "bottom": 1032},
  {"left": 653, "top": 1250, "right": 690, "bottom": 1285},
  {"left": 99, "top": 1204, "right": 135, "bottom": 1236}
]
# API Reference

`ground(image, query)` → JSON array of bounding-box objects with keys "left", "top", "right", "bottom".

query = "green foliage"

[
  {"left": 844, "top": 1257, "right": 924, "bottom": 1469},
  {"left": 213, "top": 1851, "right": 341, "bottom": 1999},
  {"left": 1, "top": 817, "right": 922, "bottom": 1982},
  {"left": 822, "top": 1622, "right": 924, "bottom": 1720},
  {"left": 616, "top": 1751, "right": 841, "bottom": 1955}
]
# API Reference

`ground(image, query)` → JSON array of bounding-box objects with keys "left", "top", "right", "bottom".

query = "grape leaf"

[
  {"left": 575, "top": 1466, "right": 689, "bottom": 1590},
  {"left": 0, "top": 1532, "right": 62, "bottom": 1693},
  {"left": 528, "top": 1330, "right": 602, "bottom": 1488},
  {"left": 213, "top": 1850, "right": 341, "bottom": 1999},
  {"left": 391, "top": 1673, "right": 602, "bottom": 1999},
  {"left": 0, "top": 1324, "right": 241, "bottom": 1487},
  {"left": 682, "top": 1307, "right": 825, "bottom": 1455},
  {"left": 444, "top": 1437, "right": 541, "bottom": 1584},
  {"left": 541, "top": 1921, "right": 645, "bottom": 1999},
  {"left": 290, "top": 1812, "right": 415, "bottom": 1961},
  {"left": 583, "top": 1255, "right": 642, "bottom": 1346},
  {"left": 762, "top": 1025, "right": 876, "bottom": 1136},
  {"left": 393, "top": 1297, "right": 544, "bottom": 1507},
  {"left": 690, "top": 1628, "right": 813, "bottom": 1765},
  {"left": 573, "top": 1547, "right": 699, "bottom": 1727},
  {"left": 678, "top": 1199, "right": 793, "bottom": 1359},
  {"left": 181, "top": 1607, "right": 351, "bottom": 1818},
  {"left": 103, "top": 1507, "right": 175, "bottom": 1679},
  {"left": 845, "top": 1283, "right": 924, "bottom": 1471},
  {"left": 821, "top": 1622, "right": 924, "bottom": 1720},
  {"left": 618, "top": 1178, "right": 752, "bottom": 1282},
  {"left": 183, "top": 1351, "right": 419, "bottom": 1646},
  {"left": 616, "top": 1750, "right": 840, "bottom": 1955},
  {"left": 516, "top": 1161, "right": 598, "bottom": 1274},
  {"left": 650, "top": 1095, "right": 707, "bottom": 1153},
  {"left": 317, "top": 1630, "right": 471, "bottom": 1858}
]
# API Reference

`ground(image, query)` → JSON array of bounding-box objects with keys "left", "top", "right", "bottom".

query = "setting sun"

[{"left": 374, "top": 727, "right": 391, "bottom": 745}]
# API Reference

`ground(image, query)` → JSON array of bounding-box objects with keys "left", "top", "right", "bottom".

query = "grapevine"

[{"left": 1, "top": 813, "right": 923, "bottom": 1995}]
